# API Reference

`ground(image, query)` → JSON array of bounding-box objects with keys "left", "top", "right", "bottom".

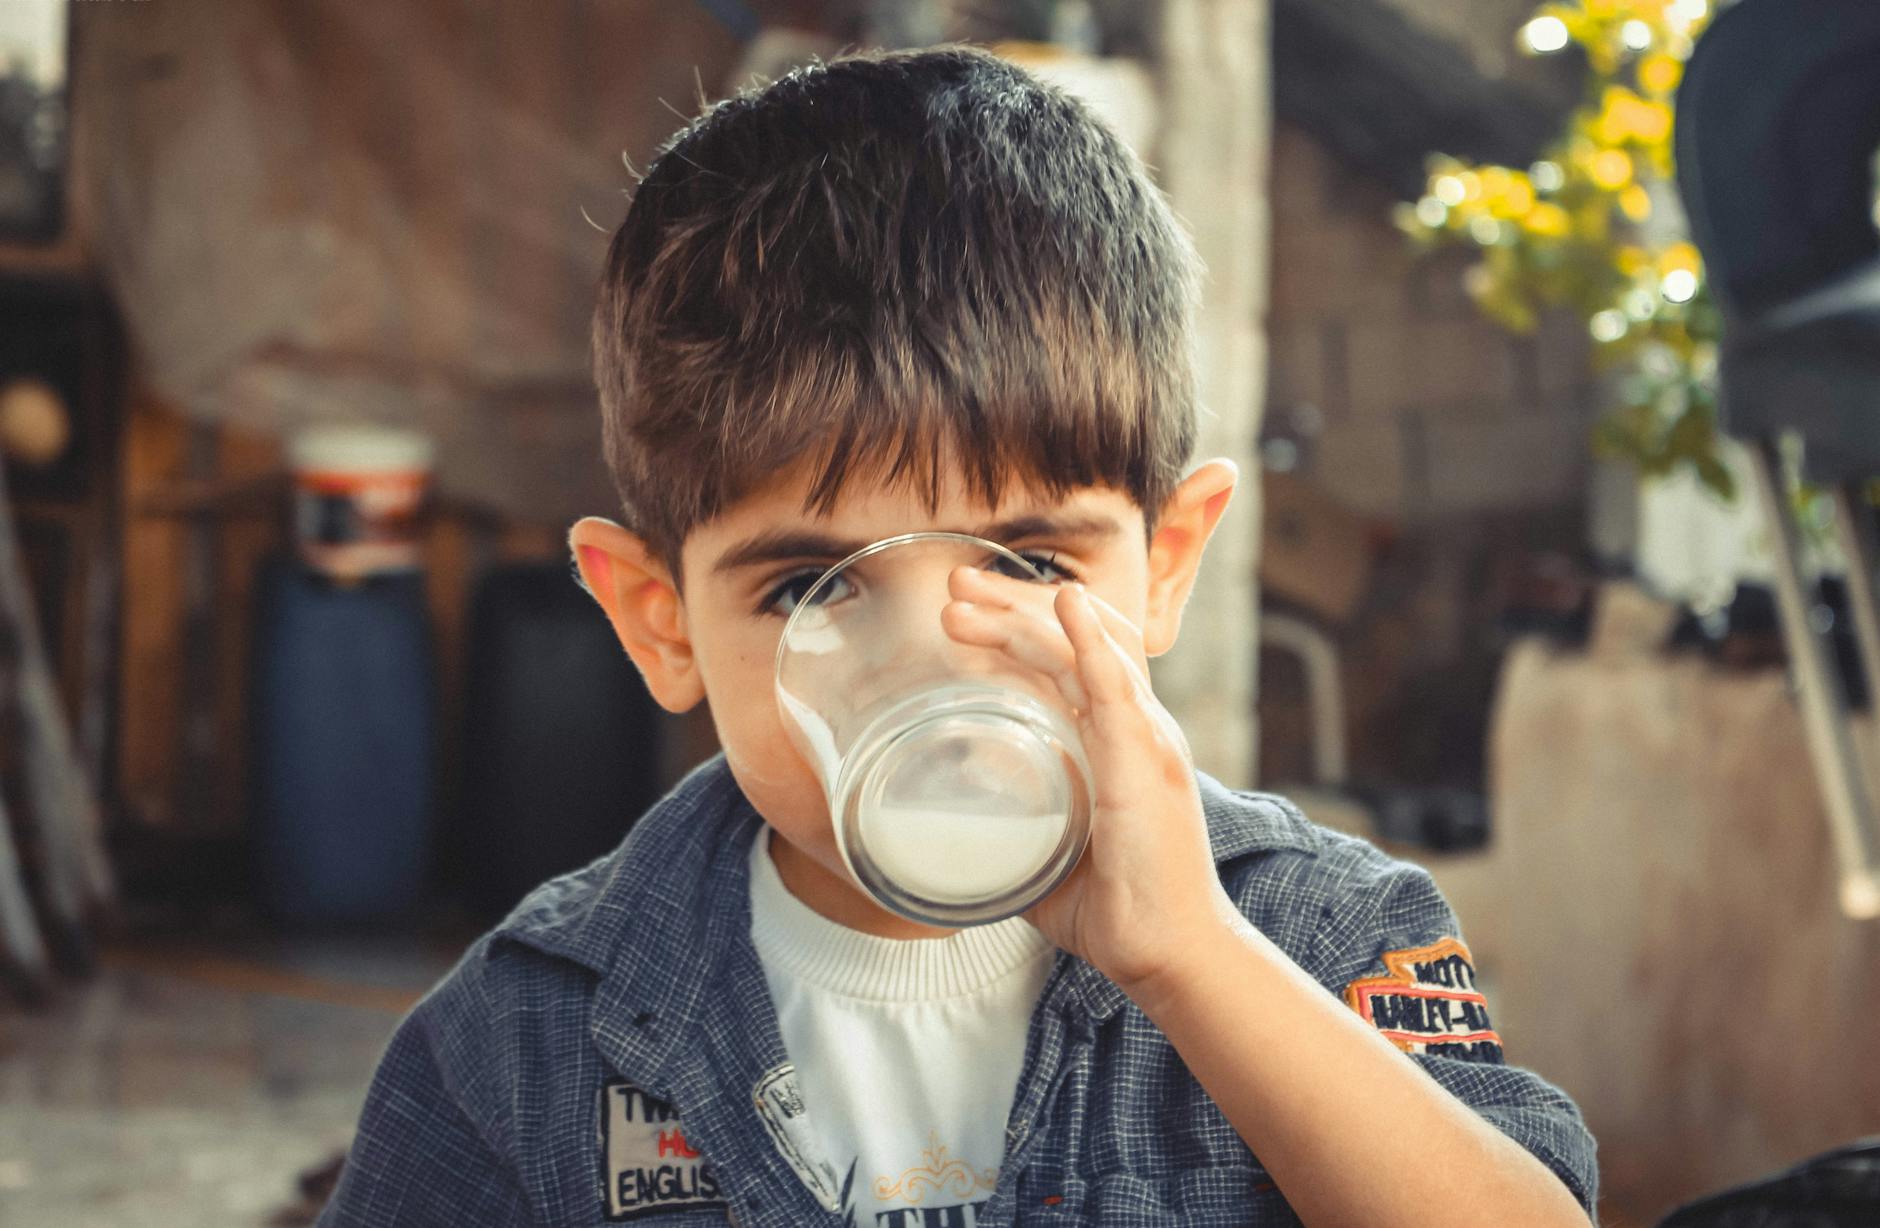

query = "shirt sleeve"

[
  {"left": 316, "top": 1001, "right": 535, "bottom": 1227},
  {"left": 1311, "top": 851, "right": 1601, "bottom": 1221}
]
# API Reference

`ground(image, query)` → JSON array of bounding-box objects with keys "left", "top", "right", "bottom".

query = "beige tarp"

[{"left": 73, "top": 0, "right": 746, "bottom": 524}]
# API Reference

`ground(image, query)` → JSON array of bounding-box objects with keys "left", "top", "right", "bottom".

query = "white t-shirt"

[{"left": 746, "top": 828, "right": 1055, "bottom": 1226}]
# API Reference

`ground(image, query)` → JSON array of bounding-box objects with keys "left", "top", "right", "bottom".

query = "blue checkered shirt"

[{"left": 317, "top": 752, "right": 1597, "bottom": 1225}]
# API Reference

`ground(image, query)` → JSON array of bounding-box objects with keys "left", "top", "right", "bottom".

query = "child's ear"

[
  {"left": 1142, "top": 459, "right": 1239, "bottom": 657},
  {"left": 567, "top": 516, "right": 705, "bottom": 714}
]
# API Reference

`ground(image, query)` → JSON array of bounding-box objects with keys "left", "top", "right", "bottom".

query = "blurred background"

[{"left": 1, "top": 0, "right": 1877, "bottom": 1224}]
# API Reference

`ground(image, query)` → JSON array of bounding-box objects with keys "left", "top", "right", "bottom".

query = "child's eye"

[
  {"left": 757, "top": 569, "right": 856, "bottom": 618},
  {"left": 987, "top": 550, "right": 1079, "bottom": 584},
  {"left": 752, "top": 552, "right": 1075, "bottom": 616}
]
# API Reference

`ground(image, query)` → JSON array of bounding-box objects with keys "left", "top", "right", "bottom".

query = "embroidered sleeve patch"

[
  {"left": 1342, "top": 937, "right": 1504, "bottom": 1062},
  {"left": 599, "top": 1081, "right": 727, "bottom": 1220}
]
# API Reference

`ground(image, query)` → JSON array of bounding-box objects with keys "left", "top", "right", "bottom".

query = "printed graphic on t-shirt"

[
  {"left": 836, "top": 1132, "right": 998, "bottom": 1228},
  {"left": 875, "top": 1133, "right": 997, "bottom": 1204},
  {"left": 1341, "top": 936, "right": 1505, "bottom": 1061},
  {"left": 598, "top": 1081, "right": 726, "bottom": 1220}
]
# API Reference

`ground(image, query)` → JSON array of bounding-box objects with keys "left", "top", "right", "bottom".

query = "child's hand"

[{"left": 941, "top": 565, "right": 1242, "bottom": 997}]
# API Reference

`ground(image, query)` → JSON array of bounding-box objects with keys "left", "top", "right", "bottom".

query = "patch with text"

[
  {"left": 1342, "top": 936, "right": 1504, "bottom": 1061},
  {"left": 599, "top": 1081, "right": 726, "bottom": 1220}
]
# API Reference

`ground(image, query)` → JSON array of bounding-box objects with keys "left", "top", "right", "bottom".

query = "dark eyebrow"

[{"left": 712, "top": 511, "right": 1124, "bottom": 578}]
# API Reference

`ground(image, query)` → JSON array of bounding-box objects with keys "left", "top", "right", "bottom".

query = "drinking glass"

[{"left": 773, "top": 532, "right": 1094, "bottom": 926}]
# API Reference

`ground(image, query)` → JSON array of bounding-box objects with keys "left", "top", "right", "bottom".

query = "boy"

[{"left": 318, "top": 44, "right": 1597, "bottom": 1227}]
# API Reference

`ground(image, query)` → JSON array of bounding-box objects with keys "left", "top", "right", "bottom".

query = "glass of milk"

[{"left": 774, "top": 532, "right": 1095, "bottom": 926}]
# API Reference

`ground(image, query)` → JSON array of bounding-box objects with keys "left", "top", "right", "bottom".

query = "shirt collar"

[
  {"left": 1196, "top": 765, "right": 1322, "bottom": 863},
  {"left": 493, "top": 751, "right": 1322, "bottom": 1058},
  {"left": 492, "top": 751, "right": 757, "bottom": 978}
]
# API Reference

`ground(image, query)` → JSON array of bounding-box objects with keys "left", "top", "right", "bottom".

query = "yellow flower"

[
  {"left": 1525, "top": 201, "right": 1572, "bottom": 237},
  {"left": 1615, "top": 245, "right": 1649, "bottom": 276},
  {"left": 1619, "top": 183, "right": 1652, "bottom": 221},
  {"left": 1637, "top": 53, "right": 1682, "bottom": 96},
  {"left": 1596, "top": 87, "right": 1672, "bottom": 146},
  {"left": 1590, "top": 148, "right": 1634, "bottom": 189},
  {"left": 1632, "top": 99, "right": 1673, "bottom": 144},
  {"left": 1660, "top": 241, "right": 1702, "bottom": 275},
  {"left": 1498, "top": 179, "right": 1537, "bottom": 216}
]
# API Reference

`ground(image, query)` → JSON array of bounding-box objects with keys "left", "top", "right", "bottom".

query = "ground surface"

[{"left": 0, "top": 931, "right": 460, "bottom": 1227}]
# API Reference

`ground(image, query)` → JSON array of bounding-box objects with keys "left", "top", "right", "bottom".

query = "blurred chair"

[
  {"left": 1676, "top": 0, "right": 1880, "bottom": 919},
  {"left": 1656, "top": 1137, "right": 1880, "bottom": 1228}
]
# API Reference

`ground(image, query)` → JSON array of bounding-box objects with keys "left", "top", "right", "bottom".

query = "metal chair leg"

[
  {"left": 1830, "top": 481, "right": 1880, "bottom": 717},
  {"left": 1747, "top": 436, "right": 1880, "bottom": 919}
]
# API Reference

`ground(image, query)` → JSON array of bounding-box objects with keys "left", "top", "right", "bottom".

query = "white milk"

[{"left": 860, "top": 804, "right": 1067, "bottom": 904}]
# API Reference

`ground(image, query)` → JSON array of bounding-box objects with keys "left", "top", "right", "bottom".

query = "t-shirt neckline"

[{"left": 746, "top": 828, "right": 1055, "bottom": 1003}]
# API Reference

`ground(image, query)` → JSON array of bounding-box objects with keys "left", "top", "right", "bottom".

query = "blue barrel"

[{"left": 249, "top": 550, "right": 436, "bottom": 925}]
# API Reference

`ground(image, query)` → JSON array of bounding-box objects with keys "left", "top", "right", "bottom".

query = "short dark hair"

[{"left": 590, "top": 43, "right": 1202, "bottom": 592}]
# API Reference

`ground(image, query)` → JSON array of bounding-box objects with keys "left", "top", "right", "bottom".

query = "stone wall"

[
  {"left": 1427, "top": 594, "right": 1880, "bottom": 1224},
  {"left": 1257, "top": 119, "right": 1601, "bottom": 794},
  {"left": 1266, "top": 120, "right": 1598, "bottom": 523}
]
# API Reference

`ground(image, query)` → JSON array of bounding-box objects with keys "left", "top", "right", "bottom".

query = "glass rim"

[{"left": 770, "top": 530, "right": 1049, "bottom": 692}]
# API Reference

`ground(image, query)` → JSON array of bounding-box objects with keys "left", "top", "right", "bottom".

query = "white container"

[{"left": 287, "top": 423, "right": 434, "bottom": 580}]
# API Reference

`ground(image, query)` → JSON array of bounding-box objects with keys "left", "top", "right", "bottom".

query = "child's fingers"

[
  {"left": 940, "top": 597, "right": 1092, "bottom": 715},
  {"left": 1077, "top": 593, "right": 1157, "bottom": 699},
  {"left": 1051, "top": 585, "right": 1165, "bottom": 814},
  {"left": 1056, "top": 584, "right": 1194, "bottom": 771},
  {"left": 947, "top": 564, "right": 1029, "bottom": 609},
  {"left": 1055, "top": 584, "right": 1144, "bottom": 714},
  {"left": 946, "top": 567, "right": 1176, "bottom": 769},
  {"left": 952, "top": 566, "right": 1153, "bottom": 687},
  {"left": 1069, "top": 584, "right": 1149, "bottom": 658},
  {"left": 947, "top": 564, "right": 1163, "bottom": 727}
]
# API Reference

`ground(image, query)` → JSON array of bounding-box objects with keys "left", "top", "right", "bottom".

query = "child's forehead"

[
  {"left": 688, "top": 462, "right": 1139, "bottom": 581},
  {"left": 741, "top": 459, "right": 1117, "bottom": 529}
]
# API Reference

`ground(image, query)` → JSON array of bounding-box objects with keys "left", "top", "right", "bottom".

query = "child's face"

[{"left": 570, "top": 453, "right": 1236, "bottom": 930}]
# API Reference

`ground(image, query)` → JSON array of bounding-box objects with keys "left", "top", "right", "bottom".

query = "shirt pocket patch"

[{"left": 598, "top": 1080, "right": 729, "bottom": 1220}]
